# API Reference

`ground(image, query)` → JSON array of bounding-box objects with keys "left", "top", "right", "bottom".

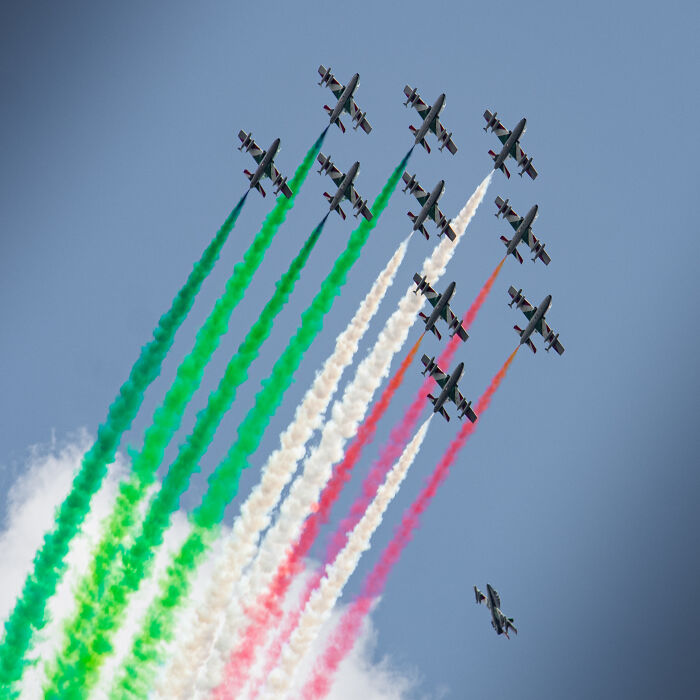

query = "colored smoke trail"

[
  {"left": 198, "top": 172, "right": 492, "bottom": 694},
  {"left": 212, "top": 336, "right": 424, "bottom": 697},
  {"left": 47, "top": 135, "right": 327, "bottom": 688},
  {"left": 0, "top": 192, "right": 246, "bottom": 696},
  {"left": 252, "top": 257, "right": 506, "bottom": 690},
  {"left": 264, "top": 417, "right": 433, "bottom": 698},
  {"left": 302, "top": 347, "right": 519, "bottom": 699},
  {"left": 107, "top": 151, "right": 413, "bottom": 699},
  {"left": 160, "top": 240, "right": 410, "bottom": 700},
  {"left": 45, "top": 135, "right": 327, "bottom": 697}
]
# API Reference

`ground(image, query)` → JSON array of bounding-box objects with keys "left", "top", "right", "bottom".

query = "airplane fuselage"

[
  {"left": 329, "top": 73, "right": 359, "bottom": 125},
  {"left": 494, "top": 118, "right": 526, "bottom": 171},
  {"left": 250, "top": 138, "right": 280, "bottom": 190},
  {"left": 508, "top": 204, "right": 538, "bottom": 256},
  {"left": 329, "top": 160, "right": 360, "bottom": 211},
  {"left": 520, "top": 294, "right": 552, "bottom": 345},
  {"left": 413, "top": 93, "right": 445, "bottom": 145},
  {"left": 424, "top": 281, "right": 455, "bottom": 335},
  {"left": 414, "top": 180, "right": 445, "bottom": 231},
  {"left": 433, "top": 361, "right": 464, "bottom": 415}
]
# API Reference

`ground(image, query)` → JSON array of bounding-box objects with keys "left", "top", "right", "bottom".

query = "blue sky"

[{"left": 1, "top": 1, "right": 699, "bottom": 697}]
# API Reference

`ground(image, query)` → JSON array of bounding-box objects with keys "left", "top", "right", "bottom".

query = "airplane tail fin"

[
  {"left": 474, "top": 586, "right": 486, "bottom": 605},
  {"left": 488, "top": 150, "right": 511, "bottom": 178},
  {"left": 255, "top": 182, "right": 266, "bottom": 197},
  {"left": 243, "top": 168, "right": 253, "bottom": 182},
  {"left": 335, "top": 205, "right": 347, "bottom": 220},
  {"left": 419, "top": 313, "right": 441, "bottom": 340}
]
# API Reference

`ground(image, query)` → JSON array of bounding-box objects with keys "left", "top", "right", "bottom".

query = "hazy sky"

[{"left": 2, "top": 1, "right": 699, "bottom": 697}]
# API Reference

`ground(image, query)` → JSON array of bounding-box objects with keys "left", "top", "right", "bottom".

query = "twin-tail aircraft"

[
  {"left": 420, "top": 355, "right": 477, "bottom": 423},
  {"left": 402, "top": 86, "right": 458, "bottom": 155},
  {"left": 412, "top": 274, "right": 468, "bottom": 342},
  {"left": 317, "top": 153, "right": 373, "bottom": 221},
  {"left": 318, "top": 65, "right": 372, "bottom": 134},
  {"left": 494, "top": 196, "right": 550, "bottom": 265},
  {"left": 474, "top": 584, "right": 518, "bottom": 638},
  {"left": 508, "top": 286, "right": 565, "bottom": 354},
  {"left": 483, "top": 110, "right": 538, "bottom": 180},
  {"left": 402, "top": 172, "right": 455, "bottom": 241},
  {"left": 237, "top": 131, "right": 293, "bottom": 198}
]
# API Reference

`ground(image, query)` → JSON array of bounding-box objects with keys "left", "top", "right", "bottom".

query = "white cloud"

[{"left": 0, "top": 435, "right": 427, "bottom": 699}]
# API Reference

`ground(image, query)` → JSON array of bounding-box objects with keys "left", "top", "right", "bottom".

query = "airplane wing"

[
  {"left": 441, "top": 306, "right": 469, "bottom": 341},
  {"left": 412, "top": 273, "right": 440, "bottom": 307},
  {"left": 269, "top": 163, "right": 293, "bottom": 199},
  {"left": 317, "top": 154, "right": 345, "bottom": 185},
  {"left": 420, "top": 354, "right": 449, "bottom": 389},
  {"left": 536, "top": 318, "right": 565, "bottom": 354},
  {"left": 347, "top": 186, "right": 373, "bottom": 220},
  {"left": 403, "top": 85, "right": 430, "bottom": 116},
  {"left": 528, "top": 235, "right": 551, "bottom": 265},
  {"left": 483, "top": 110, "right": 511, "bottom": 145},
  {"left": 511, "top": 142, "right": 538, "bottom": 180},
  {"left": 402, "top": 172, "right": 429, "bottom": 206},
  {"left": 318, "top": 65, "right": 345, "bottom": 97},
  {"left": 494, "top": 196, "right": 523, "bottom": 229},
  {"left": 508, "top": 286, "right": 536, "bottom": 320},
  {"left": 347, "top": 99, "right": 372, "bottom": 134},
  {"left": 434, "top": 118, "right": 458, "bottom": 154},
  {"left": 449, "top": 386, "right": 477, "bottom": 422},
  {"left": 238, "top": 130, "right": 266, "bottom": 164}
]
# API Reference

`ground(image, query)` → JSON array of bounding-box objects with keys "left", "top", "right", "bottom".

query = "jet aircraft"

[
  {"left": 401, "top": 172, "right": 455, "bottom": 241},
  {"left": 420, "top": 355, "right": 477, "bottom": 423},
  {"left": 317, "top": 66, "right": 372, "bottom": 134},
  {"left": 402, "top": 86, "right": 457, "bottom": 154},
  {"left": 508, "top": 286, "right": 565, "bottom": 354},
  {"left": 474, "top": 584, "right": 518, "bottom": 638},
  {"left": 317, "top": 153, "right": 373, "bottom": 221},
  {"left": 483, "top": 110, "right": 538, "bottom": 180},
  {"left": 412, "top": 274, "right": 468, "bottom": 342},
  {"left": 237, "top": 131, "right": 293, "bottom": 198},
  {"left": 494, "top": 196, "right": 550, "bottom": 265}
]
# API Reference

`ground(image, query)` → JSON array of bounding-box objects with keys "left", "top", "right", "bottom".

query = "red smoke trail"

[
  {"left": 212, "top": 336, "right": 424, "bottom": 699},
  {"left": 302, "top": 346, "right": 519, "bottom": 699},
  {"left": 245, "top": 259, "right": 508, "bottom": 695}
]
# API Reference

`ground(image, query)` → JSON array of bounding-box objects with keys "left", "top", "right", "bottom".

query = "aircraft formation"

[
  {"left": 0, "top": 64, "right": 572, "bottom": 699},
  {"left": 236, "top": 65, "right": 566, "bottom": 639}
]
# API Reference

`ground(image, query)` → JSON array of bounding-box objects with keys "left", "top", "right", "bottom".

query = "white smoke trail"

[
  {"left": 199, "top": 173, "right": 492, "bottom": 694},
  {"left": 264, "top": 416, "right": 432, "bottom": 698},
  {"left": 157, "top": 239, "right": 410, "bottom": 699}
]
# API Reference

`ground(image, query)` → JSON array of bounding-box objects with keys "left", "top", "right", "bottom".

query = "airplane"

[
  {"left": 494, "top": 196, "right": 551, "bottom": 265},
  {"left": 402, "top": 86, "right": 458, "bottom": 154},
  {"left": 508, "top": 286, "right": 565, "bottom": 354},
  {"left": 237, "top": 131, "right": 293, "bottom": 198},
  {"left": 483, "top": 110, "right": 538, "bottom": 180},
  {"left": 317, "top": 153, "right": 373, "bottom": 221},
  {"left": 401, "top": 172, "right": 455, "bottom": 241},
  {"left": 420, "top": 355, "right": 477, "bottom": 423},
  {"left": 474, "top": 584, "right": 518, "bottom": 638},
  {"left": 412, "top": 274, "right": 468, "bottom": 342},
  {"left": 317, "top": 66, "right": 372, "bottom": 134}
]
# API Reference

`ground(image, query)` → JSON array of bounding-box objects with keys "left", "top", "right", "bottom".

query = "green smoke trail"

[
  {"left": 45, "top": 211, "right": 329, "bottom": 698},
  {"left": 0, "top": 191, "right": 247, "bottom": 695},
  {"left": 111, "top": 150, "right": 413, "bottom": 699},
  {"left": 42, "top": 132, "right": 326, "bottom": 692}
]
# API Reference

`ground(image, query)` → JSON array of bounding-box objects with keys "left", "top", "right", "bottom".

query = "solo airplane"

[
  {"left": 494, "top": 196, "right": 551, "bottom": 265},
  {"left": 420, "top": 355, "right": 477, "bottom": 423},
  {"left": 412, "top": 273, "right": 468, "bottom": 341},
  {"left": 317, "top": 153, "right": 373, "bottom": 221},
  {"left": 402, "top": 86, "right": 458, "bottom": 154},
  {"left": 237, "top": 131, "right": 293, "bottom": 198},
  {"left": 474, "top": 584, "right": 518, "bottom": 638},
  {"left": 483, "top": 110, "right": 538, "bottom": 180},
  {"left": 508, "top": 286, "right": 565, "bottom": 354},
  {"left": 401, "top": 172, "right": 456, "bottom": 240},
  {"left": 318, "top": 65, "right": 372, "bottom": 134}
]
